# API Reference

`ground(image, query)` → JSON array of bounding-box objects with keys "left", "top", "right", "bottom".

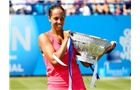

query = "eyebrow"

[{"left": 53, "top": 15, "right": 65, "bottom": 18}]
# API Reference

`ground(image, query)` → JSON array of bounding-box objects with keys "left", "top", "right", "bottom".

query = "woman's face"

[{"left": 49, "top": 8, "right": 65, "bottom": 31}]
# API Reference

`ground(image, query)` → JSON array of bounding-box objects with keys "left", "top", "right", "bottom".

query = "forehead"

[{"left": 51, "top": 8, "right": 64, "bottom": 17}]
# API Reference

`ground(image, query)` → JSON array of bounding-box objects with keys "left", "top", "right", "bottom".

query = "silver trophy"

[{"left": 70, "top": 32, "right": 109, "bottom": 64}]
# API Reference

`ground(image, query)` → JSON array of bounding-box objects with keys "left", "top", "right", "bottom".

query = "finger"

[
  {"left": 76, "top": 52, "right": 81, "bottom": 56},
  {"left": 111, "top": 41, "right": 117, "bottom": 45},
  {"left": 110, "top": 41, "right": 117, "bottom": 47}
]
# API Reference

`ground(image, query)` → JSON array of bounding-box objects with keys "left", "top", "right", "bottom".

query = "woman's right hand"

[{"left": 63, "top": 30, "right": 70, "bottom": 40}]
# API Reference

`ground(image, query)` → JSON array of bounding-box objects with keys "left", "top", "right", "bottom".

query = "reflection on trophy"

[{"left": 70, "top": 32, "right": 108, "bottom": 64}]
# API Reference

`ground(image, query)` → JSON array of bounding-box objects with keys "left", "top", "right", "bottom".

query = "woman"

[{"left": 38, "top": 4, "right": 116, "bottom": 90}]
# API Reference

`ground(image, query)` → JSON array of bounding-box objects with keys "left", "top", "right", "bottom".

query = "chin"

[{"left": 56, "top": 28, "right": 62, "bottom": 31}]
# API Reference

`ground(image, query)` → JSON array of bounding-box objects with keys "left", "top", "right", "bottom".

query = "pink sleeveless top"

[{"left": 43, "top": 31, "right": 86, "bottom": 90}]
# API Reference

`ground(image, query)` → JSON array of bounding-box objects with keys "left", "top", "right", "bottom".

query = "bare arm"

[
  {"left": 38, "top": 31, "right": 70, "bottom": 65},
  {"left": 80, "top": 61, "right": 91, "bottom": 68},
  {"left": 97, "top": 41, "right": 116, "bottom": 60}
]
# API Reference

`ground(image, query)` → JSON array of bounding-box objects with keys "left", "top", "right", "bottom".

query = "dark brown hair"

[{"left": 48, "top": 4, "right": 65, "bottom": 17}]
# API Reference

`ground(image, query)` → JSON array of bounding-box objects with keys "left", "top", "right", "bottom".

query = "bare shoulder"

[
  {"left": 38, "top": 32, "right": 52, "bottom": 44},
  {"left": 38, "top": 32, "right": 49, "bottom": 40}
]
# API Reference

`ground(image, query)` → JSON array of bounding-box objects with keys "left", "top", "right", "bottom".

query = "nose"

[{"left": 57, "top": 19, "right": 62, "bottom": 23}]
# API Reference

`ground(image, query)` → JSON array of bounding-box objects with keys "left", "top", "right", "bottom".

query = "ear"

[{"left": 48, "top": 16, "right": 51, "bottom": 22}]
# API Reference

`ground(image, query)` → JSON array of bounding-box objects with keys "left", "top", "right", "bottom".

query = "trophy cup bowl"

[{"left": 70, "top": 32, "right": 108, "bottom": 64}]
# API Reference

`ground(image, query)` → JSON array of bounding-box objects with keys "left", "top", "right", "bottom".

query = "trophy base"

[{"left": 76, "top": 55, "right": 98, "bottom": 64}]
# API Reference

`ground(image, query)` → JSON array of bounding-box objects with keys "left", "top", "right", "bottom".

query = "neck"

[{"left": 50, "top": 29, "right": 64, "bottom": 39}]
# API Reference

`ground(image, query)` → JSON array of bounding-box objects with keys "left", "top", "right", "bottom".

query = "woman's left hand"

[
  {"left": 110, "top": 41, "right": 116, "bottom": 48},
  {"left": 106, "top": 41, "right": 117, "bottom": 54}
]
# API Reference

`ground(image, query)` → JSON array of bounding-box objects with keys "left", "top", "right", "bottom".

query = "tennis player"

[{"left": 38, "top": 4, "right": 116, "bottom": 90}]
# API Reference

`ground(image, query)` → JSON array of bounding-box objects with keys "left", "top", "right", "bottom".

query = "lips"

[{"left": 57, "top": 24, "right": 62, "bottom": 28}]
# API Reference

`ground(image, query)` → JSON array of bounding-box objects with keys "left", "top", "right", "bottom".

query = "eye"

[
  {"left": 60, "top": 17, "right": 65, "bottom": 21},
  {"left": 54, "top": 17, "right": 58, "bottom": 21},
  {"left": 53, "top": 16, "right": 65, "bottom": 21}
]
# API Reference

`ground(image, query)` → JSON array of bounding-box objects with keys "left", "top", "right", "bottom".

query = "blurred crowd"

[{"left": 9, "top": 0, "right": 131, "bottom": 16}]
